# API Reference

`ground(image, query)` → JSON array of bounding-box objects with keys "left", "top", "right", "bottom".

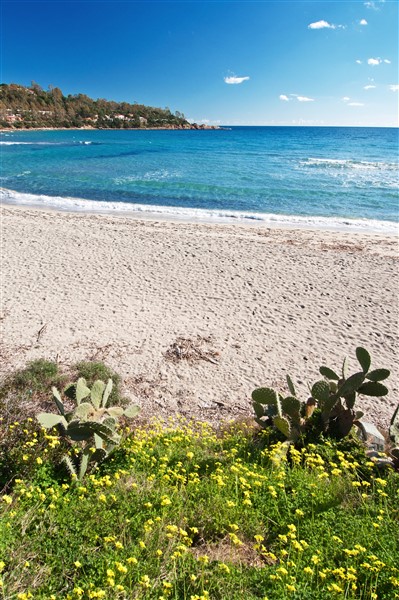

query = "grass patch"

[{"left": 1, "top": 418, "right": 398, "bottom": 599}]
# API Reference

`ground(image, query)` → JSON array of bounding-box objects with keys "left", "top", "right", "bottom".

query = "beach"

[{"left": 1, "top": 205, "right": 398, "bottom": 429}]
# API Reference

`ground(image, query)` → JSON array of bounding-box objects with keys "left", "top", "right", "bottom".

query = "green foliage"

[
  {"left": 36, "top": 378, "right": 140, "bottom": 480},
  {"left": 0, "top": 82, "right": 194, "bottom": 129},
  {"left": 74, "top": 361, "right": 125, "bottom": 406},
  {"left": 252, "top": 347, "right": 390, "bottom": 445},
  {"left": 0, "top": 419, "right": 398, "bottom": 599}
]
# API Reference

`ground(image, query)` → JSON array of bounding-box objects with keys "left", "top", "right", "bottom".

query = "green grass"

[{"left": 1, "top": 418, "right": 398, "bottom": 600}]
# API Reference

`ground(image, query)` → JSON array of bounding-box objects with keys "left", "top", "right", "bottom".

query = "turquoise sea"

[{"left": 1, "top": 127, "right": 398, "bottom": 232}]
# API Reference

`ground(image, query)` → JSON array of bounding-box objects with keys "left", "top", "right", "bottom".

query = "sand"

[{"left": 1, "top": 205, "right": 398, "bottom": 430}]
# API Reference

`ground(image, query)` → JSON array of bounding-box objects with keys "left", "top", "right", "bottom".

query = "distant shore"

[
  {"left": 1, "top": 204, "right": 398, "bottom": 430},
  {"left": 0, "top": 124, "right": 222, "bottom": 132}
]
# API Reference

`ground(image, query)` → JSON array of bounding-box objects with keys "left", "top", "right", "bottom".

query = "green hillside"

[{"left": 0, "top": 82, "right": 208, "bottom": 130}]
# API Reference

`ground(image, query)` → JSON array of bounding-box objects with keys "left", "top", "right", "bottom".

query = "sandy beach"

[{"left": 1, "top": 205, "right": 398, "bottom": 429}]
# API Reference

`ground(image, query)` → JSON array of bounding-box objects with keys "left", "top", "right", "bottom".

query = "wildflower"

[
  {"left": 74, "top": 561, "right": 82, "bottom": 568},
  {"left": 2, "top": 495, "right": 12, "bottom": 505},
  {"left": 127, "top": 556, "right": 138, "bottom": 564},
  {"left": 304, "top": 566, "right": 314, "bottom": 576},
  {"left": 218, "top": 563, "right": 230, "bottom": 573},
  {"left": 139, "top": 575, "right": 151, "bottom": 588},
  {"left": 36, "top": 457, "right": 43, "bottom": 465},
  {"left": 286, "top": 584, "right": 296, "bottom": 592}
]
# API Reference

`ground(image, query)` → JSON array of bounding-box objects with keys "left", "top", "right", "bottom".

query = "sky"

[{"left": 1, "top": 0, "right": 398, "bottom": 126}]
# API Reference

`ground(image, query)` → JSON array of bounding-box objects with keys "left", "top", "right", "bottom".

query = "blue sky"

[{"left": 2, "top": 1, "right": 398, "bottom": 126}]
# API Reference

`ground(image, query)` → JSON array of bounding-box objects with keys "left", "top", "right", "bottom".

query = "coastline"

[
  {"left": 1, "top": 204, "right": 398, "bottom": 429},
  {"left": 1, "top": 187, "right": 397, "bottom": 234}
]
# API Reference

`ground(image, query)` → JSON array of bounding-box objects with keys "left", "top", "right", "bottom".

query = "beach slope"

[{"left": 1, "top": 206, "right": 397, "bottom": 428}]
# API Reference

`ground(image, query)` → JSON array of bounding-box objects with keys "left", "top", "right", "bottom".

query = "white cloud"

[
  {"left": 360, "top": 18, "right": 368, "bottom": 25},
  {"left": 224, "top": 75, "right": 250, "bottom": 84},
  {"left": 384, "top": 59, "right": 391, "bottom": 64},
  {"left": 356, "top": 59, "right": 362, "bottom": 64},
  {"left": 364, "top": 0, "right": 385, "bottom": 9},
  {"left": 342, "top": 97, "right": 350, "bottom": 102},
  {"left": 297, "top": 96, "right": 314, "bottom": 102},
  {"left": 364, "top": 84, "right": 376, "bottom": 89},
  {"left": 348, "top": 102, "right": 365, "bottom": 106},
  {"left": 279, "top": 94, "right": 289, "bottom": 101},
  {"left": 389, "top": 84, "right": 399, "bottom": 91},
  {"left": 308, "top": 20, "right": 336, "bottom": 29},
  {"left": 368, "top": 58, "right": 381, "bottom": 65}
]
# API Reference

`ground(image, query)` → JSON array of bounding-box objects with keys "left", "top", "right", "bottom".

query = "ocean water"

[{"left": 1, "top": 126, "right": 398, "bottom": 232}]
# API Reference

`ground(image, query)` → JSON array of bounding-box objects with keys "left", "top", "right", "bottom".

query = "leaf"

[
  {"left": 52, "top": 387, "right": 65, "bottom": 415},
  {"left": 311, "top": 380, "right": 330, "bottom": 402},
  {"left": 286, "top": 374, "right": 296, "bottom": 397},
  {"left": 319, "top": 366, "right": 340, "bottom": 381},
  {"left": 356, "top": 347, "right": 371, "bottom": 374},
  {"left": 345, "top": 392, "right": 356, "bottom": 410},
  {"left": 252, "top": 402, "right": 264, "bottom": 419},
  {"left": 337, "top": 372, "right": 365, "bottom": 398},
  {"left": 252, "top": 387, "right": 279, "bottom": 406},
  {"left": 366, "top": 369, "right": 390, "bottom": 382},
  {"left": 281, "top": 396, "right": 301, "bottom": 420},
  {"left": 79, "top": 452, "right": 90, "bottom": 481},
  {"left": 36, "top": 413, "right": 67, "bottom": 429},
  {"left": 91, "top": 380, "right": 106, "bottom": 410},
  {"left": 76, "top": 378, "right": 90, "bottom": 405},
  {"left": 73, "top": 402, "right": 92, "bottom": 420},
  {"left": 358, "top": 381, "right": 389, "bottom": 397},
  {"left": 342, "top": 356, "right": 349, "bottom": 379},
  {"left": 62, "top": 455, "right": 77, "bottom": 478},
  {"left": 123, "top": 405, "right": 140, "bottom": 419},
  {"left": 274, "top": 416, "right": 291, "bottom": 439},
  {"left": 102, "top": 378, "right": 113, "bottom": 408},
  {"left": 106, "top": 406, "right": 124, "bottom": 418},
  {"left": 94, "top": 433, "right": 104, "bottom": 449}
]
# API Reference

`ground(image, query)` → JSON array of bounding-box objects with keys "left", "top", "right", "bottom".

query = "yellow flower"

[
  {"left": 36, "top": 457, "right": 43, "bottom": 465},
  {"left": 2, "top": 495, "right": 12, "bottom": 505},
  {"left": 74, "top": 561, "right": 82, "bottom": 568}
]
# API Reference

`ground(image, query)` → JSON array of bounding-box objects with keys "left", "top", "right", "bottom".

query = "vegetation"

[
  {"left": 0, "top": 354, "right": 398, "bottom": 599},
  {"left": 37, "top": 377, "right": 140, "bottom": 480},
  {"left": 0, "top": 82, "right": 203, "bottom": 130},
  {"left": 252, "top": 347, "right": 389, "bottom": 446}
]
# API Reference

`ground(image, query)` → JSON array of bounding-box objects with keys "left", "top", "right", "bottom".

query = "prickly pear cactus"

[{"left": 36, "top": 377, "right": 140, "bottom": 480}]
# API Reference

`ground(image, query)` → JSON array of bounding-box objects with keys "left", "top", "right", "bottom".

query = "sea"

[{"left": 1, "top": 126, "right": 398, "bottom": 233}]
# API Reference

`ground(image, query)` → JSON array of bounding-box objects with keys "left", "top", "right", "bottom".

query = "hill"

[{"left": 0, "top": 82, "right": 214, "bottom": 130}]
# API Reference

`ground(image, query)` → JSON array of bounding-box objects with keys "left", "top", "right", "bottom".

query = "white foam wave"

[
  {"left": 0, "top": 141, "right": 33, "bottom": 145},
  {"left": 301, "top": 157, "right": 397, "bottom": 171},
  {"left": 1, "top": 187, "right": 397, "bottom": 234},
  {"left": 113, "top": 169, "right": 180, "bottom": 185}
]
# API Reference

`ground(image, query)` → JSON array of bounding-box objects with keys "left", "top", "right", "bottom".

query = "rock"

[{"left": 357, "top": 421, "right": 385, "bottom": 452}]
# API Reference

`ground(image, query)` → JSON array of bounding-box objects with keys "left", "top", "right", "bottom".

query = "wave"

[
  {"left": 1, "top": 187, "right": 397, "bottom": 234},
  {"left": 113, "top": 169, "right": 181, "bottom": 184},
  {"left": 300, "top": 157, "right": 398, "bottom": 171},
  {"left": 0, "top": 140, "right": 95, "bottom": 146}
]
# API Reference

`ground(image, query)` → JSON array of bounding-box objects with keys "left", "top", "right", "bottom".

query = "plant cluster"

[
  {"left": 252, "top": 347, "right": 390, "bottom": 446},
  {"left": 0, "top": 418, "right": 398, "bottom": 599},
  {"left": 37, "top": 378, "right": 140, "bottom": 480},
  {"left": 0, "top": 83, "right": 191, "bottom": 129}
]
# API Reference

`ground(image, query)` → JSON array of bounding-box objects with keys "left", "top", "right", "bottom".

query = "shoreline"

[
  {"left": 1, "top": 204, "right": 398, "bottom": 430},
  {"left": 1, "top": 188, "right": 397, "bottom": 235}
]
